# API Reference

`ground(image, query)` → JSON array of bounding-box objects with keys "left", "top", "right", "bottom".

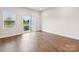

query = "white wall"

[
  {"left": 0, "top": 7, "right": 41, "bottom": 38},
  {"left": 42, "top": 7, "right": 79, "bottom": 39}
]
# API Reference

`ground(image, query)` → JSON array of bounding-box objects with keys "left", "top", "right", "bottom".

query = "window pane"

[
  {"left": 3, "top": 10, "right": 15, "bottom": 28},
  {"left": 22, "top": 16, "right": 31, "bottom": 31}
]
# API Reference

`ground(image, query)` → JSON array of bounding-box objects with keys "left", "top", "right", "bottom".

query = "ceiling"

[{"left": 28, "top": 7, "right": 50, "bottom": 12}]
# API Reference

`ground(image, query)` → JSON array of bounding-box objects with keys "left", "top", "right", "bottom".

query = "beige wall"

[
  {"left": 0, "top": 7, "right": 41, "bottom": 38},
  {"left": 42, "top": 7, "right": 79, "bottom": 39}
]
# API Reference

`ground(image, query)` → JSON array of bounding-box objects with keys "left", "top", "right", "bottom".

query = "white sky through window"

[
  {"left": 22, "top": 16, "right": 31, "bottom": 21},
  {"left": 3, "top": 10, "right": 15, "bottom": 21}
]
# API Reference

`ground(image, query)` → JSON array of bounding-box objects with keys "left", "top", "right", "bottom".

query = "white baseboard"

[
  {"left": 0, "top": 33, "right": 22, "bottom": 39},
  {"left": 42, "top": 30, "right": 79, "bottom": 40}
]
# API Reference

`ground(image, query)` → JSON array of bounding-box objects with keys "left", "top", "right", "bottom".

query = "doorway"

[{"left": 22, "top": 16, "right": 32, "bottom": 32}]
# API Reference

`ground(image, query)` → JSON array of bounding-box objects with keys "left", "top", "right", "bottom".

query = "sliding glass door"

[{"left": 22, "top": 16, "right": 32, "bottom": 32}]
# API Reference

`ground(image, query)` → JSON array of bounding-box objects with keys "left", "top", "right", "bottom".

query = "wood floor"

[{"left": 0, "top": 31, "right": 79, "bottom": 52}]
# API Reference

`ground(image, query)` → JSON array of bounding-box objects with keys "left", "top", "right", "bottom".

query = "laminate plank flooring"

[{"left": 0, "top": 32, "right": 79, "bottom": 52}]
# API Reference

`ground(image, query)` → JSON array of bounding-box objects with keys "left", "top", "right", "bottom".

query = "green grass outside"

[
  {"left": 4, "top": 20, "right": 15, "bottom": 28},
  {"left": 4, "top": 20, "right": 29, "bottom": 30}
]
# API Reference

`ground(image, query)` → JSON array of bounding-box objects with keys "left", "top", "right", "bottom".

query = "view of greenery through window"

[
  {"left": 3, "top": 11, "right": 15, "bottom": 28},
  {"left": 22, "top": 16, "right": 30, "bottom": 31},
  {"left": 3, "top": 11, "right": 30, "bottom": 30},
  {"left": 4, "top": 17, "right": 15, "bottom": 28},
  {"left": 23, "top": 19, "right": 29, "bottom": 31}
]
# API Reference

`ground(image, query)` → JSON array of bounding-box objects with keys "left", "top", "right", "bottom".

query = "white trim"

[
  {"left": 0, "top": 33, "right": 22, "bottom": 39},
  {"left": 42, "top": 30, "right": 79, "bottom": 40}
]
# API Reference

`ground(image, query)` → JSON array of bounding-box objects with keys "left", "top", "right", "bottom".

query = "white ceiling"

[{"left": 28, "top": 7, "right": 50, "bottom": 11}]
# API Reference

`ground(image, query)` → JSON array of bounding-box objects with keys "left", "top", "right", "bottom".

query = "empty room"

[{"left": 0, "top": 7, "right": 79, "bottom": 52}]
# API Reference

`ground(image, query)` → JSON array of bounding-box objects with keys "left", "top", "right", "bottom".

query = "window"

[
  {"left": 22, "top": 16, "right": 31, "bottom": 31},
  {"left": 3, "top": 10, "right": 15, "bottom": 28}
]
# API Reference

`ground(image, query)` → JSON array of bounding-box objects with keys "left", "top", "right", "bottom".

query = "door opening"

[{"left": 22, "top": 16, "right": 32, "bottom": 32}]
